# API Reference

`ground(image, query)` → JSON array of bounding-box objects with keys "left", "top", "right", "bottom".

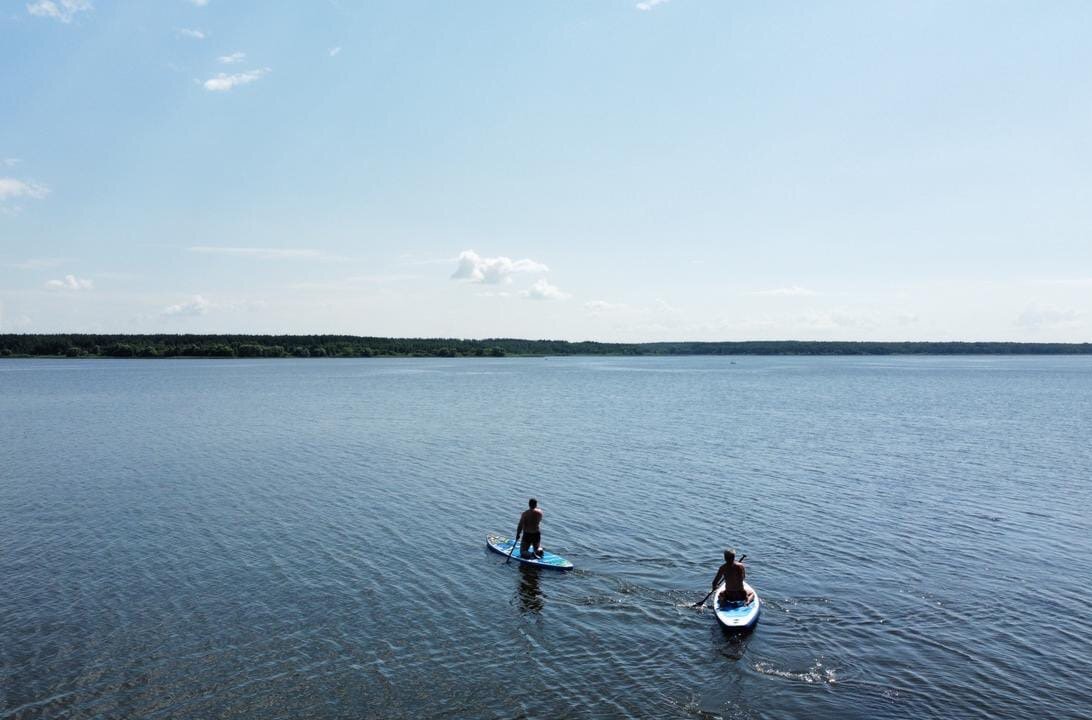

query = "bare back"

[
  {"left": 519, "top": 507, "right": 543, "bottom": 533},
  {"left": 713, "top": 561, "right": 746, "bottom": 591}
]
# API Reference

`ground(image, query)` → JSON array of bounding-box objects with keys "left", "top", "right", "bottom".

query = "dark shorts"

[
  {"left": 520, "top": 531, "right": 541, "bottom": 553},
  {"left": 719, "top": 588, "right": 749, "bottom": 605}
]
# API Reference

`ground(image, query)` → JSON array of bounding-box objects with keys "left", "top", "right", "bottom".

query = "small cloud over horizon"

[
  {"left": 1015, "top": 303, "right": 1083, "bottom": 330},
  {"left": 163, "top": 294, "right": 211, "bottom": 316},
  {"left": 217, "top": 52, "right": 246, "bottom": 64},
  {"left": 177, "top": 28, "right": 206, "bottom": 39},
  {"left": 636, "top": 0, "right": 671, "bottom": 11},
  {"left": 328, "top": 46, "right": 342, "bottom": 57},
  {"left": 45, "top": 274, "right": 93, "bottom": 290},
  {"left": 451, "top": 250, "right": 549, "bottom": 285},
  {"left": 522, "top": 278, "right": 570, "bottom": 301}
]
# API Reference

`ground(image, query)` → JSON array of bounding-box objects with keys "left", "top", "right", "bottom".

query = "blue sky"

[{"left": 2, "top": 0, "right": 1090, "bottom": 341}]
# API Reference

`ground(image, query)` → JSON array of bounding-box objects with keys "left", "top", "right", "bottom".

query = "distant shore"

[{"left": 2, "top": 334, "right": 1090, "bottom": 358}]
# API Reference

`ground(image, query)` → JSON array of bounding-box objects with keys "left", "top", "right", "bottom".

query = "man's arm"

[
  {"left": 516, "top": 512, "right": 524, "bottom": 539},
  {"left": 711, "top": 565, "right": 726, "bottom": 589}
]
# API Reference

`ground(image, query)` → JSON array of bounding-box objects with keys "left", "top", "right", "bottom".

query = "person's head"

[
  {"left": 528, "top": 498, "right": 538, "bottom": 509},
  {"left": 723, "top": 548, "right": 736, "bottom": 563}
]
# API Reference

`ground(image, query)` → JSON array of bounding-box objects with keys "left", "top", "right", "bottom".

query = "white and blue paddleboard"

[
  {"left": 486, "top": 534, "right": 573, "bottom": 570},
  {"left": 713, "top": 581, "right": 761, "bottom": 630}
]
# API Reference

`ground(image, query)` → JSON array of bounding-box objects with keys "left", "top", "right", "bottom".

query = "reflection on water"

[
  {"left": 714, "top": 625, "right": 756, "bottom": 661},
  {"left": 516, "top": 565, "right": 544, "bottom": 615}
]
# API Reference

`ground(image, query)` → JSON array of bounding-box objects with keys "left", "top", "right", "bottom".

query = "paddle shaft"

[
  {"left": 506, "top": 534, "right": 519, "bottom": 563},
  {"left": 693, "top": 554, "right": 747, "bottom": 607}
]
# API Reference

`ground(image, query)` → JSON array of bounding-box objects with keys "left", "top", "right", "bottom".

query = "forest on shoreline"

[{"left": 2, "top": 334, "right": 1090, "bottom": 358}]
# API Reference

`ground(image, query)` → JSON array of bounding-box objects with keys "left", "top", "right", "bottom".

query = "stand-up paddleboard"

[
  {"left": 713, "top": 581, "right": 760, "bottom": 630},
  {"left": 486, "top": 534, "right": 573, "bottom": 570}
]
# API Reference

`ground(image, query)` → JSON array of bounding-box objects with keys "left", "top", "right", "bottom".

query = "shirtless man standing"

[
  {"left": 712, "top": 548, "right": 754, "bottom": 606},
  {"left": 516, "top": 498, "right": 544, "bottom": 559}
]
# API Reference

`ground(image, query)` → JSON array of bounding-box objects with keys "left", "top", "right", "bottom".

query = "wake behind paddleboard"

[
  {"left": 713, "top": 581, "right": 761, "bottom": 630},
  {"left": 486, "top": 534, "right": 573, "bottom": 570}
]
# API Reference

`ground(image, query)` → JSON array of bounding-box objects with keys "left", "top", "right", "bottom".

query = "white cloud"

[
  {"left": 636, "top": 0, "right": 671, "bottom": 10},
  {"left": 521, "top": 278, "right": 570, "bottom": 301},
  {"left": 177, "top": 28, "right": 206, "bottom": 39},
  {"left": 0, "top": 178, "right": 50, "bottom": 201},
  {"left": 163, "top": 295, "right": 211, "bottom": 316},
  {"left": 45, "top": 274, "right": 93, "bottom": 291},
  {"left": 1015, "top": 303, "right": 1083, "bottom": 330},
  {"left": 26, "top": 0, "right": 92, "bottom": 23},
  {"left": 328, "top": 46, "right": 342, "bottom": 57},
  {"left": 451, "top": 249, "right": 549, "bottom": 284},
  {"left": 2, "top": 158, "right": 20, "bottom": 168},
  {"left": 217, "top": 51, "right": 246, "bottom": 64},
  {"left": 203, "top": 67, "right": 270, "bottom": 92},
  {"left": 188, "top": 245, "right": 325, "bottom": 260},
  {"left": 752, "top": 286, "right": 817, "bottom": 297}
]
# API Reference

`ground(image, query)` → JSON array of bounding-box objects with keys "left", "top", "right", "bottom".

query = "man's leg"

[{"left": 519, "top": 536, "right": 531, "bottom": 558}]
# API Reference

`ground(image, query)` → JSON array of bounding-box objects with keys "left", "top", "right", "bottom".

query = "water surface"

[{"left": 2, "top": 356, "right": 1090, "bottom": 718}]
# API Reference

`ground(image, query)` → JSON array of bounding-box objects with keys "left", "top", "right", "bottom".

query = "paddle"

[
  {"left": 692, "top": 554, "right": 746, "bottom": 608},
  {"left": 506, "top": 534, "right": 519, "bottom": 564}
]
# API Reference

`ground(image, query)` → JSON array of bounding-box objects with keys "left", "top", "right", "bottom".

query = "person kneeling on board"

[
  {"left": 712, "top": 548, "right": 754, "bottom": 606},
  {"left": 516, "top": 498, "right": 544, "bottom": 559}
]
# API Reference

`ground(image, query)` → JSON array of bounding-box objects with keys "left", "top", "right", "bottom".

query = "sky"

[{"left": 2, "top": 0, "right": 1091, "bottom": 342}]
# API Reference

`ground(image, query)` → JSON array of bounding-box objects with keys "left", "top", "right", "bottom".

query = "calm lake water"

[{"left": 2, "top": 356, "right": 1091, "bottom": 719}]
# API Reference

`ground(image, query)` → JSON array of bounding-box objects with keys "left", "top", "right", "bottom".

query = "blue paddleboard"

[
  {"left": 713, "top": 581, "right": 761, "bottom": 630},
  {"left": 486, "top": 534, "right": 573, "bottom": 570}
]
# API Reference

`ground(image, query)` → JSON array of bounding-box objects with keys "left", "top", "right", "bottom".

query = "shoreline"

[{"left": 2, "top": 334, "right": 1092, "bottom": 360}]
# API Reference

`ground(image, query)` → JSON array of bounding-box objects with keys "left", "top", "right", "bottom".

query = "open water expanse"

[{"left": 2, "top": 356, "right": 1091, "bottom": 719}]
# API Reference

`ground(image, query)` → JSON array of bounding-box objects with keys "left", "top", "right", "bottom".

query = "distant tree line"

[{"left": 1, "top": 334, "right": 1090, "bottom": 358}]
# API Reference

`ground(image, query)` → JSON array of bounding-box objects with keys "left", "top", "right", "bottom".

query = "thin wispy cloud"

[
  {"left": 163, "top": 295, "right": 210, "bottom": 316},
  {"left": 2, "top": 158, "right": 20, "bottom": 168},
  {"left": 8, "top": 257, "right": 70, "bottom": 270},
  {"left": 585, "top": 300, "right": 629, "bottom": 313},
  {"left": 451, "top": 249, "right": 548, "bottom": 285},
  {"left": 45, "top": 274, "right": 93, "bottom": 290},
  {"left": 203, "top": 67, "right": 270, "bottom": 92},
  {"left": 188, "top": 246, "right": 326, "bottom": 260},
  {"left": 1015, "top": 303, "right": 1083, "bottom": 330},
  {"left": 0, "top": 178, "right": 50, "bottom": 202},
  {"left": 636, "top": 0, "right": 671, "bottom": 11},
  {"left": 522, "top": 278, "right": 570, "bottom": 301},
  {"left": 289, "top": 274, "right": 421, "bottom": 291},
  {"left": 751, "top": 286, "right": 817, "bottom": 297},
  {"left": 177, "top": 28, "right": 206, "bottom": 39},
  {"left": 187, "top": 0, "right": 209, "bottom": 6},
  {"left": 26, "top": 0, "right": 92, "bottom": 23},
  {"left": 217, "top": 52, "right": 246, "bottom": 64},
  {"left": 328, "top": 46, "right": 342, "bottom": 57}
]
